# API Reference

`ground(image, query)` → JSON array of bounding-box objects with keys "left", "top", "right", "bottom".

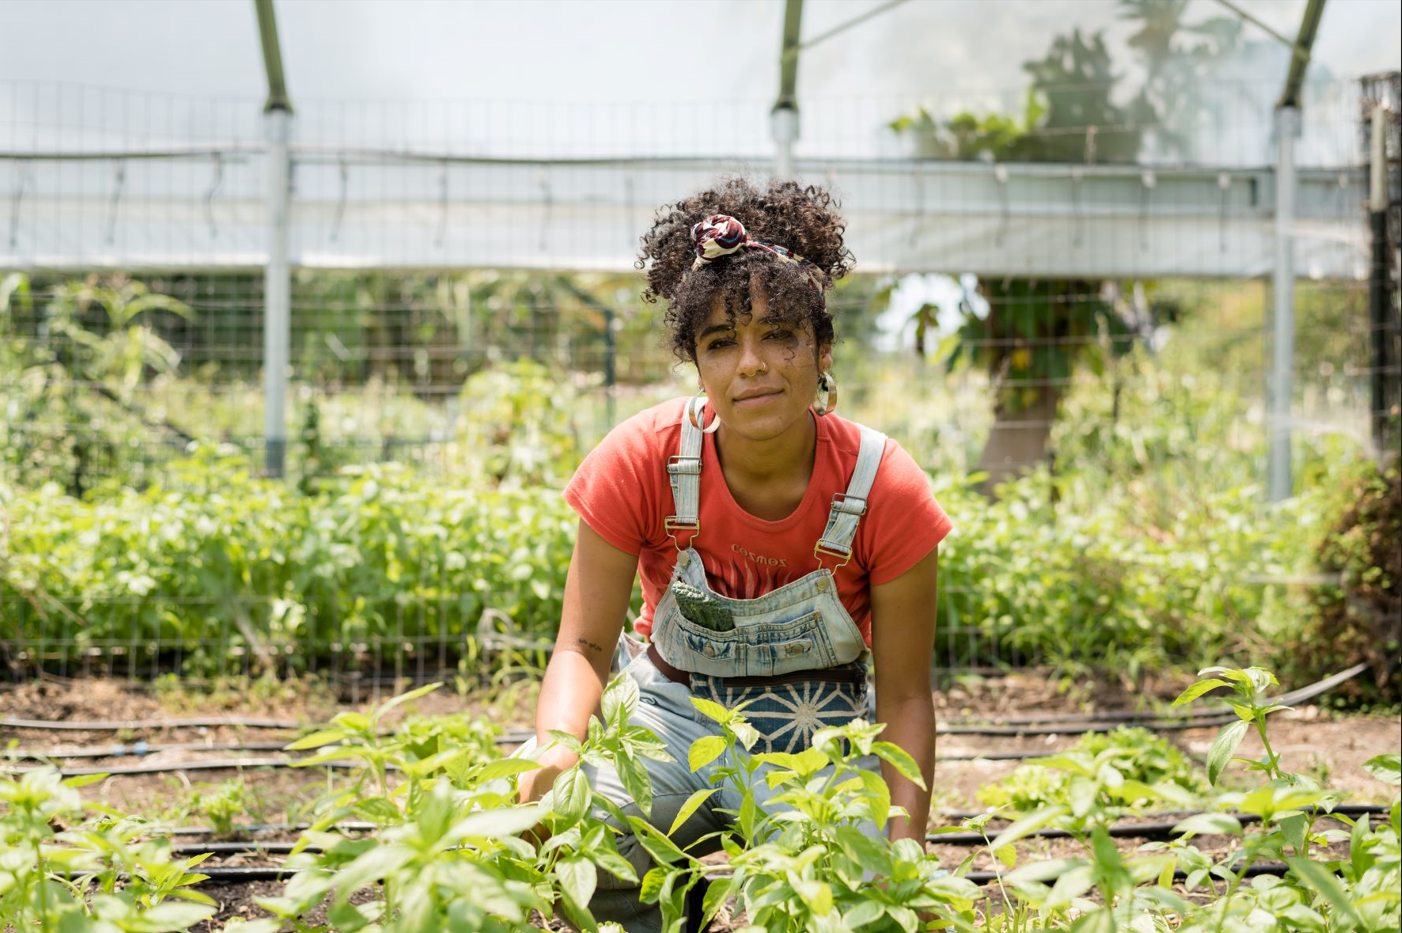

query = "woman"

[{"left": 517, "top": 177, "right": 951, "bottom": 931}]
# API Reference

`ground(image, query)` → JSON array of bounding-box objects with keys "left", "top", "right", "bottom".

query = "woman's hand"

[
  {"left": 517, "top": 747, "right": 576, "bottom": 806},
  {"left": 516, "top": 745, "right": 578, "bottom": 847}
]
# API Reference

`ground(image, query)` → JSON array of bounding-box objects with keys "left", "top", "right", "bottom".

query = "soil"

[{"left": 5, "top": 672, "right": 1397, "bottom": 932}]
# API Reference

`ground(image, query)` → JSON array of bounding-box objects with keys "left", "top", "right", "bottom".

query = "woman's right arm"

[{"left": 517, "top": 518, "right": 639, "bottom": 805}]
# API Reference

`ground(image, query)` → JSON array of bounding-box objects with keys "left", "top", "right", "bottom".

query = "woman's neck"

[{"left": 713, "top": 410, "right": 818, "bottom": 498}]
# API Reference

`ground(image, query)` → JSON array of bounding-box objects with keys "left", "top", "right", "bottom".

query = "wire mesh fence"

[{"left": 2, "top": 71, "right": 1397, "bottom": 687}]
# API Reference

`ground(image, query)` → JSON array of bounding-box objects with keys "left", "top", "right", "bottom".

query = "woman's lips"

[{"left": 733, "top": 390, "right": 783, "bottom": 408}]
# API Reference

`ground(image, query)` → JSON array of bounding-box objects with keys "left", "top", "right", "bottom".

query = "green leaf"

[
  {"left": 626, "top": 817, "right": 688, "bottom": 866},
  {"left": 872, "top": 741, "right": 926, "bottom": 790},
  {"left": 844, "top": 900, "right": 886, "bottom": 929},
  {"left": 602, "top": 676, "right": 640, "bottom": 727},
  {"left": 1172, "top": 812, "right": 1242, "bottom": 838},
  {"left": 1172, "top": 678, "right": 1230, "bottom": 706},
  {"left": 690, "top": 697, "right": 732, "bottom": 724},
  {"left": 552, "top": 766, "right": 592, "bottom": 823},
  {"left": 285, "top": 729, "right": 350, "bottom": 751},
  {"left": 1070, "top": 906, "right": 1116, "bottom": 933},
  {"left": 688, "top": 735, "right": 728, "bottom": 773},
  {"left": 443, "top": 804, "right": 545, "bottom": 844},
  {"left": 1207, "top": 719, "right": 1250, "bottom": 786},
  {"left": 473, "top": 758, "right": 543, "bottom": 782},
  {"left": 132, "top": 901, "right": 219, "bottom": 931},
  {"left": 989, "top": 806, "right": 1068, "bottom": 850},
  {"left": 639, "top": 866, "right": 668, "bottom": 904},
  {"left": 1044, "top": 863, "right": 1094, "bottom": 910},
  {"left": 668, "top": 788, "right": 718, "bottom": 836},
  {"left": 556, "top": 856, "right": 598, "bottom": 909},
  {"left": 1363, "top": 753, "right": 1401, "bottom": 785},
  {"left": 855, "top": 768, "right": 892, "bottom": 830},
  {"left": 375, "top": 682, "right": 443, "bottom": 721},
  {"left": 616, "top": 752, "right": 654, "bottom": 818},
  {"left": 332, "top": 843, "right": 415, "bottom": 901},
  {"left": 1285, "top": 857, "right": 1362, "bottom": 925}
]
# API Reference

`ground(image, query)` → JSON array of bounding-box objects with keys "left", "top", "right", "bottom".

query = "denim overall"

[
  {"left": 648, "top": 395, "right": 886, "bottom": 754},
  {"left": 517, "top": 398, "right": 890, "bottom": 931}
]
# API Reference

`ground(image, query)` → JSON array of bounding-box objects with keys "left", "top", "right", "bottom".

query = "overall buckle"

[
  {"left": 813, "top": 541, "right": 853, "bottom": 571},
  {"left": 664, "top": 516, "right": 700, "bottom": 551}
]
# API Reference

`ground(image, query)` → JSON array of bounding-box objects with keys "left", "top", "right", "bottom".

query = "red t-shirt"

[{"left": 564, "top": 397, "right": 953, "bottom": 646}]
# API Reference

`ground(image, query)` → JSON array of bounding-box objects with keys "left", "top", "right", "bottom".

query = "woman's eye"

[
  {"left": 765, "top": 329, "right": 795, "bottom": 341},
  {"left": 706, "top": 338, "right": 734, "bottom": 350}
]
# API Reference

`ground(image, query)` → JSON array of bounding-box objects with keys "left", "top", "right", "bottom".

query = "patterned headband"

[{"left": 689, "top": 214, "right": 825, "bottom": 293}]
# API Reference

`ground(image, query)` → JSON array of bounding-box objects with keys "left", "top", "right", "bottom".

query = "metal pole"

[
  {"left": 264, "top": 108, "right": 291, "bottom": 478},
  {"left": 1370, "top": 103, "right": 1390, "bottom": 453},
  {"left": 1269, "top": 106, "right": 1300, "bottom": 501},
  {"left": 772, "top": 0, "right": 803, "bottom": 179},
  {"left": 255, "top": 0, "right": 294, "bottom": 478}
]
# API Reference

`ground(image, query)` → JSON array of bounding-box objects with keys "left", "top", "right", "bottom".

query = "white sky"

[{"left": 2, "top": 0, "right": 1397, "bottom": 106}]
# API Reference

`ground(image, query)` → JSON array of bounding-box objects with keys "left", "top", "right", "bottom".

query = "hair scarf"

[{"left": 689, "top": 214, "right": 825, "bottom": 294}]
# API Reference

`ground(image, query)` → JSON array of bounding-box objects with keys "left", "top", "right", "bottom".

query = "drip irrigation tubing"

[
  {"left": 927, "top": 811, "right": 1387, "bottom": 847},
  {"left": 9, "top": 740, "right": 293, "bottom": 760},
  {"left": 0, "top": 716, "right": 302, "bottom": 731},
  {"left": 0, "top": 757, "right": 370, "bottom": 777},
  {"left": 137, "top": 805, "right": 1391, "bottom": 853},
  {"left": 52, "top": 859, "right": 1317, "bottom": 888},
  {"left": 935, "top": 804, "right": 1391, "bottom": 824},
  {"left": 7, "top": 743, "right": 1055, "bottom": 767},
  {"left": 942, "top": 662, "right": 1370, "bottom": 727},
  {"left": 0, "top": 663, "right": 1373, "bottom": 747}
]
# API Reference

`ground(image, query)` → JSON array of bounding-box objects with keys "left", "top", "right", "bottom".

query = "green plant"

[
  {"left": 0, "top": 768, "right": 217, "bottom": 931},
  {"left": 636, "top": 699, "right": 981, "bottom": 933},
  {"left": 977, "top": 726, "right": 1207, "bottom": 813},
  {"left": 189, "top": 779, "right": 247, "bottom": 838}
]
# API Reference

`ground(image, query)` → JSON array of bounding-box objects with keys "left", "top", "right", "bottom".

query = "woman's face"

[{"left": 693, "top": 283, "right": 831, "bottom": 442}]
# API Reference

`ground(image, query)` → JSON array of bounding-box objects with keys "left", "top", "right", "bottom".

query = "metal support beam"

[
  {"left": 255, "top": 0, "right": 293, "bottom": 477},
  {"left": 1269, "top": 107, "right": 1300, "bottom": 501},
  {"left": 263, "top": 109, "right": 291, "bottom": 478},
  {"left": 772, "top": 0, "right": 803, "bottom": 179},
  {"left": 1277, "top": 0, "right": 1327, "bottom": 111},
  {"left": 1267, "top": 0, "right": 1327, "bottom": 501},
  {"left": 254, "top": 0, "right": 293, "bottom": 114}
]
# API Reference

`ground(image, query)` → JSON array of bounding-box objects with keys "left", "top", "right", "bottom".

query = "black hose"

[
  {"left": 942, "top": 662, "right": 1371, "bottom": 728},
  {"left": 7, "top": 742, "right": 1050, "bottom": 768},
  {"left": 1, "top": 716, "right": 302, "bottom": 731},
  {"left": 1, "top": 663, "right": 1373, "bottom": 749},
  {"left": 8, "top": 741, "right": 293, "bottom": 760},
  {"left": 928, "top": 811, "right": 1385, "bottom": 847},
  {"left": 53, "top": 859, "right": 1315, "bottom": 888},
  {"left": 162, "top": 821, "right": 377, "bottom": 837},
  {"left": 964, "top": 861, "right": 1300, "bottom": 886},
  {"left": 934, "top": 803, "right": 1391, "bottom": 824},
  {"left": 0, "top": 757, "right": 365, "bottom": 778}
]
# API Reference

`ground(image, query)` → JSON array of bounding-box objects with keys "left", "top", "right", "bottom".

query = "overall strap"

[
  {"left": 665, "top": 396, "right": 706, "bottom": 545},
  {"left": 815, "top": 424, "right": 886, "bottom": 566}
]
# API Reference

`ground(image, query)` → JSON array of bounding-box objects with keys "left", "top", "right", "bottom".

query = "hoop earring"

[
  {"left": 687, "top": 392, "right": 721, "bottom": 433},
  {"left": 814, "top": 371, "right": 837, "bottom": 417}
]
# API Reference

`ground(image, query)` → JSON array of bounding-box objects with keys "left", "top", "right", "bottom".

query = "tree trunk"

[{"left": 975, "top": 384, "right": 1064, "bottom": 496}]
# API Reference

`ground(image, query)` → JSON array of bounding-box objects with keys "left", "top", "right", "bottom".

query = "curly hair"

[{"left": 637, "top": 177, "right": 854, "bottom": 363}]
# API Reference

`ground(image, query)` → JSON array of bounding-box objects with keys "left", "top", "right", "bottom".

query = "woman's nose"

[{"left": 736, "top": 337, "right": 766, "bottom": 376}]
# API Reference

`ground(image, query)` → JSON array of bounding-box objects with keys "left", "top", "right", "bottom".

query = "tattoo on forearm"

[{"left": 576, "top": 637, "right": 604, "bottom": 654}]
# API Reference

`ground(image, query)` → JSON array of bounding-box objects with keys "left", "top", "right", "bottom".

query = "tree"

[{"left": 889, "top": 3, "right": 1239, "bottom": 492}]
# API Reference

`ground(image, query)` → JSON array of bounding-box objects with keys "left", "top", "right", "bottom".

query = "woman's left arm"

[{"left": 869, "top": 545, "right": 939, "bottom": 844}]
